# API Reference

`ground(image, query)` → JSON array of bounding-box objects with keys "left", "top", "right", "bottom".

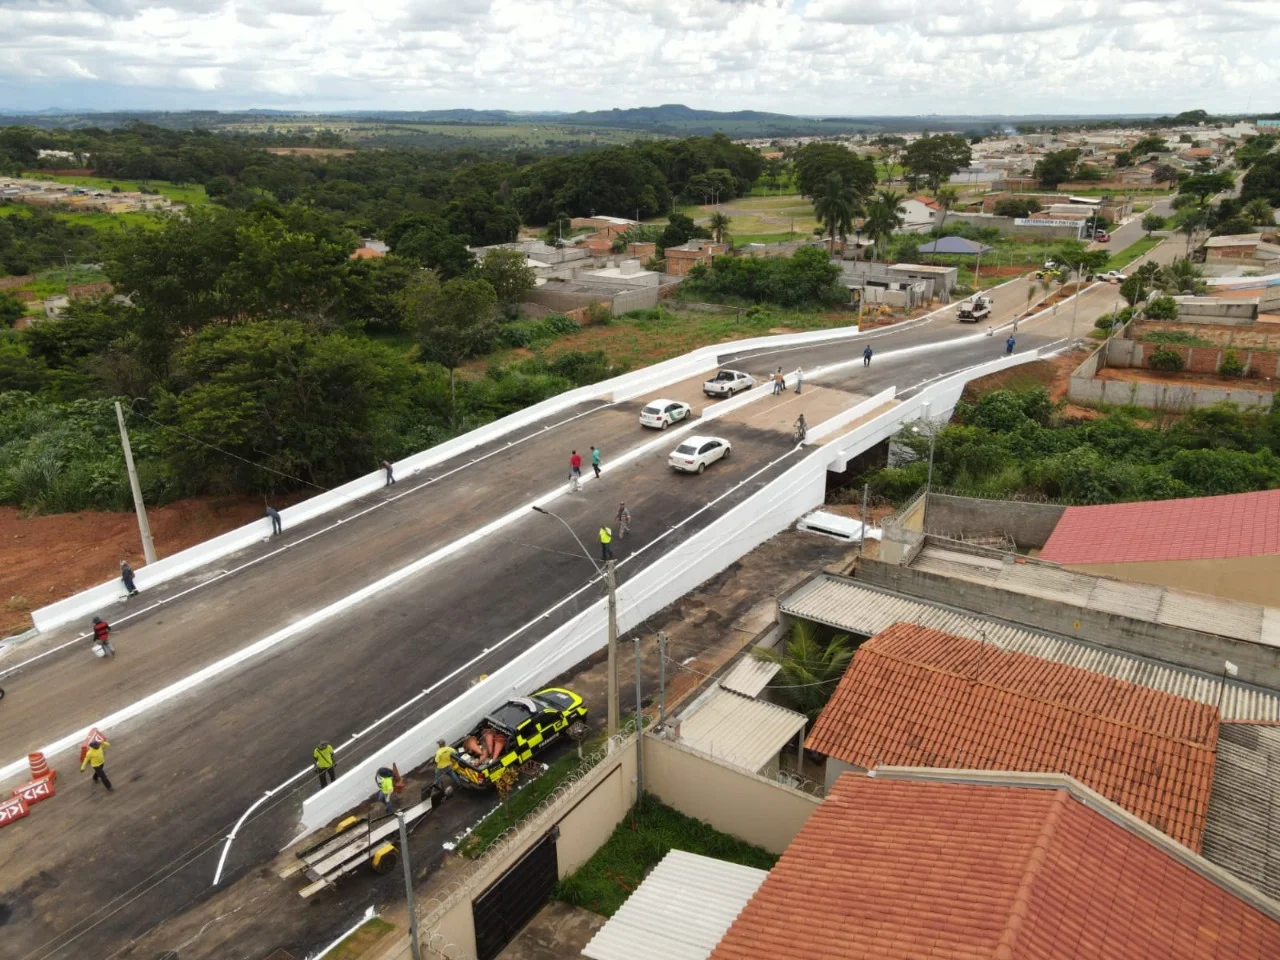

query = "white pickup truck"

[
  {"left": 957, "top": 295, "right": 993, "bottom": 323},
  {"left": 703, "top": 369, "right": 755, "bottom": 397}
]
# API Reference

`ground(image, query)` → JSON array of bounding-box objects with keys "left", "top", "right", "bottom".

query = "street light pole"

[
  {"left": 115, "top": 400, "right": 157, "bottom": 565},
  {"left": 532, "top": 506, "right": 619, "bottom": 735},
  {"left": 396, "top": 812, "right": 423, "bottom": 960}
]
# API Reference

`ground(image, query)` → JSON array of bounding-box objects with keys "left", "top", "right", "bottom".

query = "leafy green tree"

[
  {"left": 1241, "top": 153, "right": 1280, "bottom": 207},
  {"left": 752, "top": 619, "right": 854, "bottom": 721},
  {"left": 0, "top": 292, "right": 23, "bottom": 328},
  {"left": 1179, "top": 172, "right": 1234, "bottom": 204},
  {"left": 1032, "top": 149, "right": 1081, "bottom": 188},
  {"left": 446, "top": 192, "right": 521, "bottom": 247},
  {"left": 337, "top": 255, "right": 414, "bottom": 333},
  {"left": 792, "top": 142, "right": 876, "bottom": 200},
  {"left": 812, "top": 173, "right": 858, "bottom": 255},
  {"left": 0, "top": 332, "right": 46, "bottom": 393},
  {"left": 1151, "top": 163, "right": 1180, "bottom": 187},
  {"left": 402, "top": 272, "right": 498, "bottom": 415},
  {"left": 901, "top": 134, "right": 972, "bottom": 192},
  {"left": 161, "top": 320, "right": 421, "bottom": 493},
  {"left": 1120, "top": 274, "right": 1148, "bottom": 307},
  {"left": 1175, "top": 205, "right": 1207, "bottom": 255},
  {"left": 1244, "top": 197, "right": 1276, "bottom": 226},
  {"left": 658, "top": 212, "right": 710, "bottom": 251},
  {"left": 993, "top": 197, "right": 1041, "bottom": 218},
  {"left": 1115, "top": 151, "right": 1133, "bottom": 168},
  {"left": 1160, "top": 257, "right": 1208, "bottom": 295},
  {"left": 872, "top": 134, "right": 907, "bottom": 179},
  {"left": 1145, "top": 295, "right": 1178, "bottom": 320},
  {"left": 862, "top": 190, "right": 905, "bottom": 262},
  {"left": 707, "top": 211, "right": 731, "bottom": 245},
  {"left": 389, "top": 216, "right": 475, "bottom": 279},
  {"left": 933, "top": 186, "right": 960, "bottom": 233},
  {"left": 477, "top": 248, "right": 536, "bottom": 319},
  {"left": 1141, "top": 212, "right": 1167, "bottom": 234},
  {"left": 1130, "top": 135, "right": 1167, "bottom": 156}
]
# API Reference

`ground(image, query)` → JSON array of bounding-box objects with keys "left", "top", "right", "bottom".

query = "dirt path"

[{"left": 0, "top": 494, "right": 310, "bottom": 638}]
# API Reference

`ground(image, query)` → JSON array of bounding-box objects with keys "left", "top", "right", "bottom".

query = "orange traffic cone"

[{"left": 28, "top": 752, "right": 53, "bottom": 783}]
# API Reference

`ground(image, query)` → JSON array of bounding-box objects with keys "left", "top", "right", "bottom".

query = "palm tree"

[
  {"left": 708, "top": 211, "right": 731, "bottom": 245},
  {"left": 933, "top": 186, "right": 959, "bottom": 235},
  {"left": 812, "top": 173, "right": 858, "bottom": 256},
  {"left": 1245, "top": 197, "right": 1276, "bottom": 227},
  {"left": 1160, "top": 257, "right": 1208, "bottom": 295},
  {"left": 863, "top": 189, "right": 906, "bottom": 262},
  {"left": 752, "top": 620, "right": 854, "bottom": 721}
]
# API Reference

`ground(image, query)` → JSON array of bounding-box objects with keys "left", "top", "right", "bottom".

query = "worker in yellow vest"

[
  {"left": 435, "top": 738, "right": 462, "bottom": 790},
  {"left": 313, "top": 741, "right": 336, "bottom": 788},
  {"left": 375, "top": 767, "right": 396, "bottom": 815},
  {"left": 599, "top": 525, "right": 613, "bottom": 562},
  {"left": 80, "top": 738, "right": 113, "bottom": 792}
]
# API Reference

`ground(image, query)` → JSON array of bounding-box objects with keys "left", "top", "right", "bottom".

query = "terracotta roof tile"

[
  {"left": 709, "top": 774, "right": 1280, "bottom": 960},
  {"left": 1038, "top": 490, "right": 1280, "bottom": 565},
  {"left": 805, "top": 623, "right": 1218, "bottom": 850}
]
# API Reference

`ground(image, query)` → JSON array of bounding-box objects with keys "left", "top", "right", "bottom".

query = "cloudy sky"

[{"left": 2, "top": 0, "right": 1277, "bottom": 116}]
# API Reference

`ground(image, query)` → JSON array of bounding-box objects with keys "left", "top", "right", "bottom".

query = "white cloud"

[{"left": 0, "top": 0, "right": 1275, "bottom": 114}]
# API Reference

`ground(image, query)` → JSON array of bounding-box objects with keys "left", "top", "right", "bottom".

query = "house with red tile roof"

[
  {"left": 709, "top": 770, "right": 1280, "bottom": 960},
  {"left": 805, "top": 622, "right": 1219, "bottom": 850},
  {"left": 1038, "top": 490, "right": 1280, "bottom": 606}
]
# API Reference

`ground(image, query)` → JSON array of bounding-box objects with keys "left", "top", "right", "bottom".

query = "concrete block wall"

[
  {"left": 856, "top": 558, "right": 1280, "bottom": 690},
  {"left": 923, "top": 494, "right": 1065, "bottom": 549}
]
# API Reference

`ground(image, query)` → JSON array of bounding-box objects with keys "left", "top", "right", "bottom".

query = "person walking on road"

[
  {"left": 772, "top": 367, "right": 784, "bottom": 395},
  {"left": 794, "top": 367, "right": 804, "bottom": 394},
  {"left": 91, "top": 617, "right": 115, "bottom": 658},
  {"left": 590, "top": 446, "right": 602, "bottom": 479},
  {"left": 569, "top": 450, "right": 582, "bottom": 493},
  {"left": 1006, "top": 335, "right": 1016, "bottom": 356},
  {"left": 434, "top": 739, "right": 462, "bottom": 790},
  {"left": 616, "top": 502, "right": 631, "bottom": 540},
  {"left": 863, "top": 345, "right": 873, "bottom": 367},
  {"left": 381, "top": 459, "right": 396, "bottom": 486},
  {"left": 599, "top": 525, "right": 613, "bottom": 562},
  {"left": 81, "top": 737, "right": 113, "bottom": 791},
  {"left": 119, "top": 560, "right": 139, "bottom": 597},
  {"left": 313, "top": 741, "right": 336, "bottom": 788},
  {"left": 375, "top": 767, "right": 396, "bottom": 815},
  {"left": 266, "top": 505, "right": 282, "bottom": 536}
]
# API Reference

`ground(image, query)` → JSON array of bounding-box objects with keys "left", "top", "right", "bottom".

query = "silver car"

[{"left": 668, "top": 436, "right": 732, "bottom": 474}]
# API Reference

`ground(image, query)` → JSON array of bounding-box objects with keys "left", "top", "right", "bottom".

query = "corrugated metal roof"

[
  {"left": 719, "top": 656, "right": 781, "bottom": 698},
  {"left": 911, "top": 544, "right": 1280, "bottom": 649},
  {"left": 780, "top": 575, "right": 1280, "bottom": 722},
  {"left": 676, "top": 688, "right": 807, "bottom": 773},
  {"left": 582, "top": 850, "right": 767, "bottom": 960},
  {"left": 1203, "top": 724, "right": 1280, "bottom": 903}
]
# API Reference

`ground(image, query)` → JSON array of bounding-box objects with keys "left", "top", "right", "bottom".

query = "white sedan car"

[
  {"left": 639, "top": 399, "right": 693, "bottom": 430},
  {"left": 669, "top": 436, "right": 732, "bottom": 474}
]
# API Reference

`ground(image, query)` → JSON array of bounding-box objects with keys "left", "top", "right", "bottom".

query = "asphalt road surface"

[{"left": 0, "top": 236, "right": 1175, "bottom": 960}]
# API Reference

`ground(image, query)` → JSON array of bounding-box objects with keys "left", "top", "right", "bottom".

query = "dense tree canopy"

[
  {"left": 792, "top": 142, "right": 876, "bottom": 200},
  {"left": 1241, "top": 154, "right": 1280, "bottom": 207},
  {"left": 901, "top": 134, "right": 973, "bottom": 192}
]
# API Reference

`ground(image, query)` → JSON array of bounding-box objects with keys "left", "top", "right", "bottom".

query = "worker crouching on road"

[
  {"left": 375, "top": 767, "right": 396, "bottom": 815},
  {"left": 81, "top": 738, "right": 113, "bottom": 791},
  {"left": 92, "top": 617, "right": 115, "bottom": 658},
  {"left": 314, "top": 741, "right": 336, "bottom": 788},
  {"left": 435, "top": 739, "right": 462, "bottom": 791}
]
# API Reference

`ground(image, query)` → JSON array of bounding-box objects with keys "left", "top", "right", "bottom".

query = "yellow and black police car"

[{"left": 449, "top": 687, "right": 587, "bottom": 789}]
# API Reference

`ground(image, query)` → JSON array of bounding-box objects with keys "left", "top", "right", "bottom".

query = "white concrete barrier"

[{"left": 298, "top": 347, "right": 1046, "bottom": 831}]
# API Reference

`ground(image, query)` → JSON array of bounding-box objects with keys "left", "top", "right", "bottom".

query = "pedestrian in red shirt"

[{"left": 569, "top": 450, "right": 583, "bottom": 492}]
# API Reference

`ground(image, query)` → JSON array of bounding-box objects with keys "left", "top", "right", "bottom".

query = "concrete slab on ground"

[{"left": 496, "top": 901, "right": 607, "bottom": 960}]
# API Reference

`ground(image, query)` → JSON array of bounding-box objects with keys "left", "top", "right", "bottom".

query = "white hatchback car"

[
  {"left": 668, "top": 435, "right": 732, "bottom": 474},
  {"left": 639, "top": 399, "right": 693, "bottom": 430}
]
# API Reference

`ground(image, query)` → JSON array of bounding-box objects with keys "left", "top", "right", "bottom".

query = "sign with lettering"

[{"left": 1014, "top": 218, "right": 1086, "bottom": 228}]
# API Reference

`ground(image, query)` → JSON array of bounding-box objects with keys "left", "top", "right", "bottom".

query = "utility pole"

[
  {"left": 633, "top": 636, "right": 644, "bottom": 797},
  {"left": 606, "top": 560, "right": 619, "bottom": 737},
  {"left": 396, "top": 812, "right": 424, "bottom": 960},
  {"left": 115, "top": 401, "right": 157, "bottom": 565},
  {"left": 658, "top": 631, "right": 667, "bottom": 727},
  {"left": 859, "top": 483, "right": 869, "bottom": 557}
]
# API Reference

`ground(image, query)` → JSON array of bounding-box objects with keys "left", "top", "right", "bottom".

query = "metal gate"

[{"left": 472, "top": 828, "right": 559, "bottom": 960}]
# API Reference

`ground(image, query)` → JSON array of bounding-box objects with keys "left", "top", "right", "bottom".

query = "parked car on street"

[
  {"left": 702, "top": 369, "right": 754, "bottom": 397},
  {"left": 1092, "top": 230, "right": 1110, "bottom": 243},
  {"left": 640, "top": 399, "right": 693, "bottom": 430},
  {"left": 669, "top": 436, "right": 732, "bottom": 474}
]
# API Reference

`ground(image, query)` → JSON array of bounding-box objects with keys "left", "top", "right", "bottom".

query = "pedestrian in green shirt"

[{"left": 590, "top": 446, "right": 602, "bottom": 479}]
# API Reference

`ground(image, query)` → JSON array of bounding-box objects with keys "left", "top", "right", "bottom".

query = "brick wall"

[{"left": 1136, "top": 342, "right": 1280, "bottom": 377}]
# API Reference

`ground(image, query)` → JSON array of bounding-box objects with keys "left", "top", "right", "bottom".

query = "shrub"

[
  {"left": 1144, "top": 296, "right": 1178, "bottom": 321},
  {"left": 542, "top": 313, "right": 579, "bottom": 336},
  {"left": 1220, "top": 349, "right": 1245, "bottom": 377},
  {"left": 583, "top": 302, "right": 612, "bottom": 326},
  {"left": 1148, "top": 348, "right": 1185, "bottom": 372}
]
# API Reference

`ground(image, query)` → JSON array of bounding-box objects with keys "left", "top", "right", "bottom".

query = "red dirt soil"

[{"left": 0, "top": 494, "right": 310, "bottom": 638}]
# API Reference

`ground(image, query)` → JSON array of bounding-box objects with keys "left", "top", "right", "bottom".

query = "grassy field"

[
  {"left": 22, "top": 174, "right": 206, "bottom": 205},
  {"left": 693, "top": 194, "right": 818, "bottom": 242},
  {"left": 1105, "top": 235, "right": 1162, "bottom": 270},
  {"left": 466, "top": 305, "right": 852, "bottom": 376},
  {"left": 0, "top": 203, "right": 165, "bottom": 233}
]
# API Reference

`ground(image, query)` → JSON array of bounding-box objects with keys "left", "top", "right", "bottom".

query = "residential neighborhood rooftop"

[
  {"left": 805, "top": 622, "right": 1219, "bottom": 849},
  {"left": 709, "top": 772, "right": 1280, "bottom": 960},
  {"left": 1040, "top": 490, "right": 1280, "bottom": 566}
]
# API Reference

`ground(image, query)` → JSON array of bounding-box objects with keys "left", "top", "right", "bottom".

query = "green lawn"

[
  {"left": 0, "top": 203, "right": 164, "bottom": 233},
  {"left": 23, "top": 265, "right": 108, "bottom": 298},
  {"left": 19, "top": 174, "right": 206, "bottom": 205},
  {"left": 556, "top": 797, "right": 778, "bottom": 917},
  {"left": 1105, "top": 236, "right": 1162, "bottom": 270}
]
